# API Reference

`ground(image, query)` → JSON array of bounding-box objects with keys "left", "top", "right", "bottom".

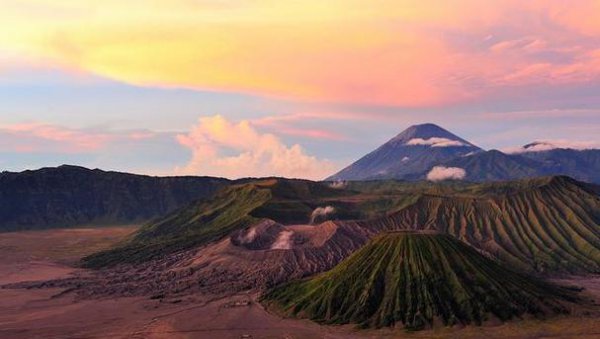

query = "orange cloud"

[
  {"left": 3, "top": 1, "right": 600, "bottom": 106},
  {"left": 175, "top": 115, "right": 336, "bottom": 179}
]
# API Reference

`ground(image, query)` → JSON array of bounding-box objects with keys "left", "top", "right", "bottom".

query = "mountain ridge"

[
  {"left": 328, "top": 123, "right": 600, "bottom": 183},
  {"left": 0, "top": 165, "right": 229, "bottom": 231},
  {"left": 351, "top": 174, "right": 600, "bottom": 274}
]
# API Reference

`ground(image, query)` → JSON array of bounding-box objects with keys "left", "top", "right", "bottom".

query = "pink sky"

[{"left": 1, "top": 1, "right": 599, "bottom": 178}]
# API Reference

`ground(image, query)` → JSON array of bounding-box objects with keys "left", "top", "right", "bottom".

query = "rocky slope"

[{"left": 16, "top": 219, "right": 372, "bottom": 298}]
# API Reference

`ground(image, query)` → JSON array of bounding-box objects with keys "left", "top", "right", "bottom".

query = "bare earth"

[{"left": 1, "top": 227, "right": 599, "bottom": 339}]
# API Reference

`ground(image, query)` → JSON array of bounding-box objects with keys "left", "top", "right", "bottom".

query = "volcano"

[
  {"left": 262, "top": 232, "right": 581, "bottom": 329},
  {"left": 327, "top": 123, "right": 482, "bottom": 181}
]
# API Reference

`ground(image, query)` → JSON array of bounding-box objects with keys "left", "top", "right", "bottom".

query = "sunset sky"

[{"left": 1, "top": 0, "right": 599, "bottom": 179}]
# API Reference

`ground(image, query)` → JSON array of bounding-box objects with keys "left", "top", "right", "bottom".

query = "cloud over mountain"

[
  {"left": 426, "top": 166, "right": 466, "bottom": 181},
  {"left": 506, "top": 140, "right": 600, "bottom": 153},
  {"left": 406, "top": 137, "right": 467, "bottom": 147}
]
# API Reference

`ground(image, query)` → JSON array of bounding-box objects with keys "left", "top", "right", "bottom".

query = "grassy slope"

[
  {"left": 83, "top": 183, "right": 271, "bottom": 267},
  {"left": 361, "top": 176, "right": 600, "bottom": 274},
  {"left": 249, "top": 178, "right": 354, "bottom": 223},
  {"left": 82, "top": 179, "right": 348, "bottom": 267},
  {"left": 84, "top": 176, "right": 600, "bottom": 274},
  {"left": 263, "top": 233, "right": 580, "bottom": 330}
]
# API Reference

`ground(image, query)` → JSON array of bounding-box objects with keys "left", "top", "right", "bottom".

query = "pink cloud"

[
  {"left": 175, "top": 115, "right": 336, "bottom": 180},
  {"left": 272, "top": 127, "right": 347, "bottom": 141},
  {"left": 128, "top": 131, "right": 157, "bottom": 140},
  {"left": 253, "top": 111, "right": 376, "bottom": 125},
  {"left": 2, "top": 123, "right": 113, "bottom": 152},
  {"left": 5, "top": 1, "right": 600, "bottom": 107},
  {"left": 2, "top": 1, "right": 600, "bottom": 115},
  {"left": 427, "top": 166, "right": 466, "bottom": 181},
  {"left": 252, "top": 113, "right": 349, "bottom": 141},
  {"left": 0, "top": 122, "right": 162, "bottom": 153},
  {"left": 489, "top": 37, "right": 547, "bottom": 53},
  {"left": 480, "top": 109, "right": 600, "bottom": 121}
]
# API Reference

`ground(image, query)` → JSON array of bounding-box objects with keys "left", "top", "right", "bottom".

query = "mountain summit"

[
  {"left": 327, "top": 123, "right": 481, "bottom": 180},
  {"left": 387, "top": 123, "right": 475, "bottom": 146}
]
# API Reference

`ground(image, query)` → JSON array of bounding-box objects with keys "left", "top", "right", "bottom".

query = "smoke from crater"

[
  {"left": 270, "top": 230, "right": 294, "bottom": 250},
  {"left": 310, "top": 206, "right": 336, "bottom": 224}
]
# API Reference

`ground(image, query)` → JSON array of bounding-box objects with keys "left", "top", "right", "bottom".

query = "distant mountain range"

[
  {"left": 0, "top": 165, "right": 229, "bottom": 231},
  {"left": 2, "top": 124, "right": 599, "bottom": 230},
  {"left": 327, "top": 123, "right": 600, "bottom": 183}
]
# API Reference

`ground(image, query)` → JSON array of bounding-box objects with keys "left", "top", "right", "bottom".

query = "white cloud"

[
  {"left": 175, "top": 115, "right": 336, "bottom": 180},
  {"left": 427, "top": 166, "right": 466, "bottom": 181},
  {"left": 406, "top": 137, "right": 467, "bottom": 147},
  {"left": 506, "top": 140, "right": 600, "bottom": 153}
]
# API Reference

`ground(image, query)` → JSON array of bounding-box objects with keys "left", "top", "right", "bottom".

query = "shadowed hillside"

[
  {"left": 438, "top": 149, "right": 544, "bottom": 181},
  {"left": 0, "top": 165, "right": 229, "bottom": 231},
  {"left": 521, "top": 148, "right": 600, "bottom": 184},
  {"left": 262, "top": 233, "right": 581, "bottom": 330}
]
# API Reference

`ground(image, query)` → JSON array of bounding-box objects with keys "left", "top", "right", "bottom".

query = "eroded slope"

[{"left": 262, "top": 233, "right": 582, "bottom": 329}]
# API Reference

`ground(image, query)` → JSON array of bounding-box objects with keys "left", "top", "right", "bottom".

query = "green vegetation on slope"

[
  {"left": 262, "top": 233, "right": 580, "bottom": 330},
  {"left": 82, "top": 178, "right": 352, "bottom": 267},
  {"left": 249, "top": 178, "right": 356, "bottom": 223},
  {"left": 361, "top": 176, "right": 600, "bottom": 274},
  {"left": 83, "top": 183, "right": 271, "bottom": 267},
  {"left": 83, "top": 175, "right": 600, "bottom": 274},
  {"left": 346, "top": 175, "right": 598, "bottom": 198}
]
